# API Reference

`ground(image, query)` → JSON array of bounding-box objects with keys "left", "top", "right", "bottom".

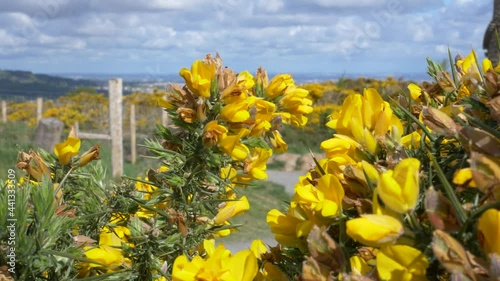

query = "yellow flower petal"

[
  {"left": 346, "top": 214, "right": 404, "bottom": 247},
  {"left": 452, "top": 168, "right": 477, "bottom": 188},
  {"left": 228, "top": 250, "right": 258, "bottom": 281},
  {"left": 408, "top": 83, "right": 422, "bottom": 101},
  {"left": 478, "top": 208, "right": 500, "bottom": 255},
  {"left": 214, "top": 196, "right": 250, "bottom": 224},
  {"left": 377, "top": 245, "right": 429, "bottom": 281},
  {"left": 54, "top": 136, "right": 81, "bottom": 165},
  {"left": 378, "top": 158, "right": 420, "bottom": 214}
]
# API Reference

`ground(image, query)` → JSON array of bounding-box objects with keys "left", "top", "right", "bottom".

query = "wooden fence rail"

[{"left": 0, "top": 78, "right": 171, "bottom": 177}]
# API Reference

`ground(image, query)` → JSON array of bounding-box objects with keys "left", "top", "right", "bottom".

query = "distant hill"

[{"left": 0, "top": 70, "right": 104, "bottom": 99}]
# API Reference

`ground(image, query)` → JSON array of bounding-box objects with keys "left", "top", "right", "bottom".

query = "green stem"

[
  {"left": 407, "top": 211, "right": 423, "bottom": 233},
  {"left": 55, "top": 166, "right": 74, "bottom": 196},
  {"left": 448, "top": 47, "right": 459, "bottom": 90},
  {"left": 459, "top": 201, "right": 500, "bottom": 238},
  {"left": 338, "top": 214, "right": 350, "bottom": 272},
  {"left": 429, "top": 153, "right": 467, "bottom": 224}
]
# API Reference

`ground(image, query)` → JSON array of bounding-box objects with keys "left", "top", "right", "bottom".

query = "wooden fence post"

[
  {"left": 162, "top": 94, "right": 169, "bottom": 127},
  {"left": 1, "top": 100, "right": 6, "bottom": 123},
  {"left": 109, "top": 79, "right": 123, "bottom": 178},
  {"left": 37, "top": 97, "right": 43, "bottom": 123},
  {"left": 130, "top": 104, "right": 136, "bottom": 164}
]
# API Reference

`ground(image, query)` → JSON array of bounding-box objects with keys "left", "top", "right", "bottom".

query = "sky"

[{"left": 0, "top": 0, "right": 493, "bottom": 78}]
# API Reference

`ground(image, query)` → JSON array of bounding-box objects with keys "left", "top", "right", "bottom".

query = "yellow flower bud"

[
  {"left": 78, "top": 145, "right": 100, "bottom": 167},
  {"left": 346, "top": 214, "right": 404, "bottom": 247}
]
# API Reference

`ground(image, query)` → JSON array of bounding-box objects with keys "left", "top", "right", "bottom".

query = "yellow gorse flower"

[
  {"left": 179, "top": 60, "right": 216, "bottom": 98},
  {"left": 269, "top": 130, "right": 288, "bottom": 153},
  {"left": 249, "top": 98, "right": 276, "bottom": 136},
  {"left": 278, "top": 86, "right": 313, "bottom": 127},
  {"left": 293, "top": 173, "right": 344, "bottom": 218},
  {"left": 377, "top": 158, "right": 421, "bottom": 214},
  {"left": 376, "top": 245, "right": 429, "bottom": 281},
  {"left": 80, "top": 227, "right": 128, "bottom": 275},
  {"left": 350, "top": 255, "right": 371, "bottom": 276},
  {"left": 477, "top": 208, "right": 500, "bottom": 256},
  {"left": 243, "top": 148, "right": 272, "bottom": 180},
  {"left": 326, "top": 88, "right": 402, "bottom": 154},
  {"left": 214, "top": 196, "right": 250, "bottom": 224},
  {"left": 218, "top": 128, "right": 250, "bottom": 161},
  {"left": 172, "top": 241, "right": 258, "bottom": 281},
  {"left": 401, "top": 131, "right": 422, "bottom": 149},
  {"left": 346, "top": 214, "right": 404, "bottom": 247},
  {"left": 408, "top": 83, "right": 422, "bottom": 101},
  {"left": 203, "top": 120, "right": 228, "bottom": 147},
  {"left": 54, "top": 135, "right": 81, "bottom": 165},
  {"left": 265, "top": 74, "right": 294, "bottom": 99},
  {"left": 266, "top": 208, "right": 305, "bottom": 250}
]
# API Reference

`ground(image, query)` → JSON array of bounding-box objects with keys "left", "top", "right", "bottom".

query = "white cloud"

[
  {"left": 256, "top": 0, "right": 284, "bottom": 12},
  {"left": 413, "top": 23, "right": 433, "bottom": 42},
  {"left": 0, "top": 0, "right": 492, "bottom": 74},
  {"left": 305, "top": 0, "right": 385, "bottom": 8}
]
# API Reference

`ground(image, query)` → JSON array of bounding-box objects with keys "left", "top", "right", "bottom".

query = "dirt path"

[{"left": 266, "top": 170, "right": 305, "bottom": 194}]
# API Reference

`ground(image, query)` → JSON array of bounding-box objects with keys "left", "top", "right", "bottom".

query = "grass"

[
  {"left": 216, "top": 180, "right": 292, "bottom": 244},
  {"left": 0, "top": 122, "right": 36, "bottom": 173},
  {"left": 280, "top": 122, "right": 334, "bottom": 154}
]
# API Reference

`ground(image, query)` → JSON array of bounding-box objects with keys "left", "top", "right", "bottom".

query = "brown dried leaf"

[
  {"left": 465, "top": 251, "right": 489, "bottom": 278},
  {"left": 73, "top": 235, "right": 96, "bottom": 247},
  {"left": 424, "top": 187, "right": 461, "bottom": 232},
  {"left": 422, "top": 106, "right": 459, "bottom": 136},
  {"left": 460, "top": 127, "right": 500, "bottom": 157},
  {"left": 432, "top": 230, "right": 476, "bottom": 280},
  {"left": 487, "top": 95, "right": 500, "bottom": 123},
  {"left": 302, "top": 256, "right": 333, "bottom": 281},
  {"left": 484, "top": 69, "right": 500, "bottom": 97},
  {"left": 307, "top": 225, "right": 345, "bottom": 272},
  {"left": 470, "top": 151, "right": 500, "bottom": 200},
  {"left": 177, "top": 212, "right": 187, "bottom": 237},
  {"left": 16, "top": 150, "right": 50, "bottom": 182},
  {"left": 450, "top": 272, "right": 474, "bottom": 281},
  {"left": 55, "top": 204, "right": 75, "bottom": 217},
  {"left": 340, "top": 273, "right": 376, "bottom": 281},
  {"left": 218, "top": 67, "right": 237, "bottom": 91},
  {"left": 437, "top": 71, "right": 457, "bottom": 92}
]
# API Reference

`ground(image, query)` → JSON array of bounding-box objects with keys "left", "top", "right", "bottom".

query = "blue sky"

[{"left": 0, "top": 0, "right": 492, "bottom": 77}]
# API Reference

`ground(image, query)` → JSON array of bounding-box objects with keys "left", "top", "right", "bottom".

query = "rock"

[
  {"left": 34, "top": 118, "right": 64, "bottom": 152},
  {"left": 297, "top": 152, "right": 326, "bottom": 171},
  {"left": 271, "top": 153, "right": 300, "bottom": 171}
]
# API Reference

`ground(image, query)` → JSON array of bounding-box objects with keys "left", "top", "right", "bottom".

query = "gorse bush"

[
  {"left": 1, "top": 53, "right": 313, "bottom": 280},
  {"left": 0, "top": 50, "right": 499, "bottom": 281}
]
